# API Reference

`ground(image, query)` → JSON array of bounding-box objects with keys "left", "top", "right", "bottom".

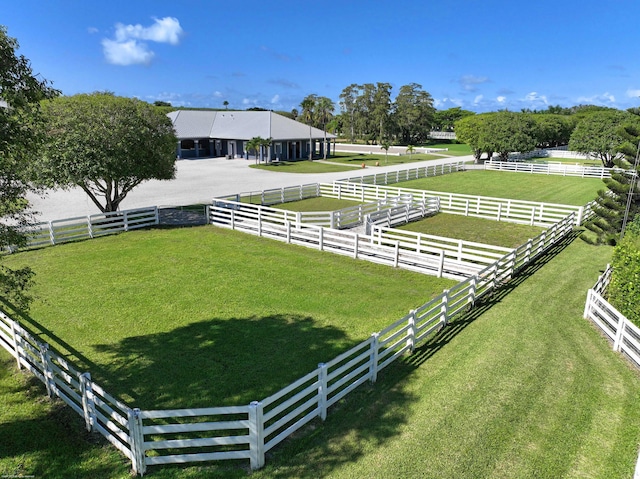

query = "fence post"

[
  {"left": 249, "top": 401, "right": 265, "bottom": 469},
  {"left": 79, "top": 372, "right": 96, "bottom": 431},
  {"left": 318, "top": 363, "right": 328, "bottom": 421},
  {"left": 613, "top": 314, "right": 626, "bottom": 353},
  {"left": 406, "top": 310, "right": 417, "bottom": 353},
  {"left": 441, "top": 290, "right": 450, "bottom": 327},
  {"left": 124, "top": 211, "right": 129, "bottom": 232},
  {"left": 433, "top": 249, "right": 444, "bottom": 278},
  {"left": 370, "top": 333, "right": 379, "bottom": 383},
  {"left": 468, "top": 276, "right": 478, "bottom": 308},
  {"left": 127, "top": 408, "right": 146, "bottom": 476},
  {"left": 394, "top": 241, "right": 400, "bottom": 268},
  {"left": 464, "top": 199, "right": 469, "bottom": 217},
  {"left": 230, "top": 209, "right": 236, "bottom": 229},
  {"left": 154, "top": 206, "right": 160, "bottom": 226},
  {"left": 530, "top": 207, "right": 536, "bottom": 226},
  {"left": 39, "top": 343, "right": 54, "bottom": 397},
  {"left": 286, "top": 221, "right": 291, "bottom": 244},
  {"left": 497, "top": 203, "right": 502, "bottom": 222},
  {"left": 524, "top": 239, "right": 533, "bottom": 266},
  {"left": 48, "top": 221, "right": 55, "bottom": 245},
  {"left": 205, "top": 205, "right": 211, "bottom": 225},
  {"left": 258, "top": 207, "right": 262, "bottom": 237},
  {"left": 319, "top": 228, "right": 324, "bottom": 251},
  {"left": 87, "top": 216, "right": 94, "bottom": 238},
  {"left": 9, "top": 320, "right": 21, "bottom": 369},
  {"left": 354, "top": 234, "right": 359, "bottom": 259}
]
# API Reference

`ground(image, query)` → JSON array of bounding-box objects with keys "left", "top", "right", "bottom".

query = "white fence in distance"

[
  {"left": 23, "top": 206, "right": 159, "bottom": 249},
  {"left": 325, "top": 181, "right": 590, "bottom": 228},
  {"left": 583, "top": 265, "right": 640, "bottom": 370},
  {"left": 484, "top": 160, "right": 615, "bottom": 179}
]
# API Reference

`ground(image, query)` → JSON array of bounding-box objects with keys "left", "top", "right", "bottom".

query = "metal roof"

[{"left": 167, "top": 110, "right": 335, "bottom": 141}]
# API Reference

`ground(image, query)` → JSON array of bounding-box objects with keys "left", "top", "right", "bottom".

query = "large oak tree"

[{"left": 40, "top": 92, "right": 177, "bottom": 212}]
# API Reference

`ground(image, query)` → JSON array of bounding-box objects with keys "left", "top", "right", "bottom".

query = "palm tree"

[
  {"left": 223, "top": 100, "right": 229, "bottom": 110},
  {"left": 260, "top": 137, "right": 273, "bottom": 163},
  {"left": 406, "top": 144, "right": 415, "bottom": 161},
  {"left": 246, "top": 137, "right": 262, "bottom": 164},
  {"left": 316, "top": 96, "right": 335, "bottom": 160},
  {"left": 381, "top": 141, "right": 390, "bottom": 165},
  {"left": 300, "top": 94, "right": 317, "bottom": 161}
]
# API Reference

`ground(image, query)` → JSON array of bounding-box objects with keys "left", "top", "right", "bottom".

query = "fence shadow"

[{"left": 405, "top": 229, "right": 580, "bottom": 370}]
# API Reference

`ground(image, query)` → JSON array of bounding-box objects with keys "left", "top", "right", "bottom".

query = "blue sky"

[{"left": 4, "top": 0, "right": 640, "bottom": 113}]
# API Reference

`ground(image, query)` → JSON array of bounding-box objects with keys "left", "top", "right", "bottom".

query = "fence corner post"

[
  {"left": 127, "top": 407, "right": 146, "bottom": 476},
  {"left": 249, "top": 401, "right": 265, "bottom": 470},
  {"left": 205, "top": 204, "right": 211, "bottom": 224}
]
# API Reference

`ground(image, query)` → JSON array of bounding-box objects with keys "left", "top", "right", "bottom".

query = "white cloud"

[
  {"left": 271, "top": 94, "right": 280, "bottom": 104},
  {"left": 114, "top": 17, "right": 183, "bottom": 45},
  {"left": 102, "top": 17, "right": 183, "bottom": 66},
  {"left": 497, "top": 96, "right": 506, "bottom": 104},
  {"left": 626, "top": 89, "right": 640, "bottom": 98},
  {"left": 576, "top": 92, "right": 616, "bottom": 104},
  {"left": 87, "top": 27, "right": 99, "bottom": 34},
  {"left": 523, "top": 91, "right": 548, "bottom": 104},
  {"left": 213, "top": 91, "right": 223, "bottom": 98},
  {"left": 102, "top": 39, "right": 154, "bottom": 66},
  {"left": 473, "top": 95, "right": 484, "bottom": 105},
  {"left": 459, "top": 75, "right": 490, "bottom": 92}
]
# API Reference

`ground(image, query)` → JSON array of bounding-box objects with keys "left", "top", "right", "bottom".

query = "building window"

[{"left": 181, "top": 139, "right": 195, "bottom": 150}]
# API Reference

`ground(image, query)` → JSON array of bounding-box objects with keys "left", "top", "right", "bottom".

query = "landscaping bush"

[{"left": 609, "top": 215, "right": 640, "bottom": 325}]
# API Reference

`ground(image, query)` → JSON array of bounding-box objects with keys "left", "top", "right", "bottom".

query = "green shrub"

[{"left": 609, "top": 215, "right": 640, "bottom": 326}]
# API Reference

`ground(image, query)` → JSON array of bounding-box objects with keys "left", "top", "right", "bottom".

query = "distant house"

[{"left": 168, "top": 110, "right": 336, "bottom": 160}]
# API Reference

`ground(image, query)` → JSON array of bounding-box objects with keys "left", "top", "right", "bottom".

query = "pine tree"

[{"left": 581, "top": 123, "right": 640, "bottom": 245}]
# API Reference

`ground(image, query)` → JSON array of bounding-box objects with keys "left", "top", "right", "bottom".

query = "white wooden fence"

[
  {"left": 325, "top": 182, "right": 590, "bottom": 227},
  {"left": 23, "top": 206, "right": 159, "bottom": 249},
  {"left": 484, "top": 160, "right": 615, "bottom": 178},
  {"left": 1, "top": 204, "right": 577, "bottom": 475},
  {"left": 0, "top": 311, "right": 139, "bottom": 468},
  {"left": 583, "top": 265, "right": 640, "bottom": 370}
]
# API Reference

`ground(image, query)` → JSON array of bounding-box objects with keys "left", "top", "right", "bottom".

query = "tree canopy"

[
  {"left": 39, "top": 93, "right": 178, "bottom": 212},
  {"left": 0, "top": 25, "right": 58, "bottom": 308},
  {"left": 568, "top": 110, "right": 640, "bottom": 167}
]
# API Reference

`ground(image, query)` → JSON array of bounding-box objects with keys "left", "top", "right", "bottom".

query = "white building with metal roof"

[{"left": 168, "top": 110, "right": 335, "bottom": 161}]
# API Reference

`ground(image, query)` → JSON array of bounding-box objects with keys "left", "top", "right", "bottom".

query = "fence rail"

[
  {"left": 22, "top": 206, "right": 159, "bottom": 249},
  {"left": 324, "top": 181, "right": 588, "bottom": 227},
  {"left": 484, "top": 160, "right": 615, "bottom": 178}
]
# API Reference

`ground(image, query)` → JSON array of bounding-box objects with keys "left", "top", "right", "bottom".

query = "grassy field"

[
  {"left": 398, "top": 214, "right": 544, "bottom": 248},
  {"left": 399, "top": 170, "right": 604, "bottom": 205},
  {"left": 250, "top": 160, "right": 357, "bottom": 174},
  {"left": 3, "top": 236, "right": 640, "bottom": 478},
  {"left": 425, "top": 142, "right": 473, "bottom": 156},
  {"left": 2, "top": 169, "right": 638, "bottom": 478},
  {"left": 0, "top": 227, "right": 455, "bottom": 409}
]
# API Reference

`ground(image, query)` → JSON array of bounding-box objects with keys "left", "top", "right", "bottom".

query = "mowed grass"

[
  {"left": 1, "top": 226, "right": 455, "bottom": 410},
  {"left": 399, "top": 214, "right": 544, "bottom": 248},
  {"left": 399, "top": 170, "right": 604, "bottom": 205},
  {"left": 275, "top": 197, "right": 361, "bottom": 212},
  {"left": 5, "top": 235, "right": 639, "bottom": 478},
  {"left": 250, "top": 160, "right": 356, "bottom": 173}
]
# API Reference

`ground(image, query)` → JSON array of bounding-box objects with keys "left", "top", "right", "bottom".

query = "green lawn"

[
  {"left": 1, "top": 227, "right": 454, "bottom": 410},
  {"left": 327, "top": 152, "right": 441, "bottom": 166},
  {"left": 275, "top": 197, "right": 361, "bottom": 212},
  {"left": 398, "top": 214, "right": 544, "bottom": 248},
  {"left": 5, "top": 236, "right": 640, "bottom": 478},
  {"left": 250, "top": 160, "right": 356, "bottom": 173},
  {"left": 399, "top": 170, "right": 603, "bottom": 205}
]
